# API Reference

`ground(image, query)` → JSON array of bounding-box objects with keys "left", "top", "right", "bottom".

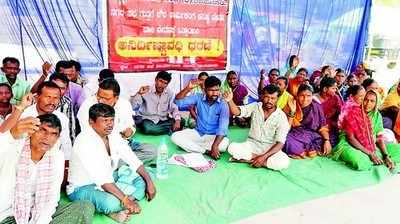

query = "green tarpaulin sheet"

[{"left": 61, "top": 127, "right": 395, "bottom": 224}]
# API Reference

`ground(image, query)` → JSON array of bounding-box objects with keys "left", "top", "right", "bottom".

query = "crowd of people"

[{"left": 0, "top": 55, "right": 399, "bottom": 223}]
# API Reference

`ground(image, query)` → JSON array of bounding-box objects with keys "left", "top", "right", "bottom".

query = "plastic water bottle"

[{"left": 156, "top": 138, "right": 169, "bottom": 179}]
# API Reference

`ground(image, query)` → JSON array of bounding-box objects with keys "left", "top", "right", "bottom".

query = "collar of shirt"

[
  {"left": 0, "top": 74, "right": 24, "bottom": 87},
  {"left": 150, "top": 85, "right": 168, "bottom": 96},
  {"left": 201, "top": 94, "right": 221, "bottom": 103}
]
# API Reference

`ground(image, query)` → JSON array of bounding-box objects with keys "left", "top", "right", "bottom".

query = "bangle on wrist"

[{"left": 382, "top": 153, "right": 389, "bottom": 159}]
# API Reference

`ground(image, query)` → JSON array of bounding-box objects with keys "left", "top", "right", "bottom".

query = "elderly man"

[{"left": 0, "top": 113, "right": 94, "bottom": 224}]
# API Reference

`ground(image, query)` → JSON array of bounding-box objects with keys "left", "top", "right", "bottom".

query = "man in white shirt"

[
  {"left": 78, "top": 78, "right": 157, "bottom": 163},
  {"left": 20, "top": 81, "right": 72, "bottom": 160},
  {"left": 0, "top": 113, "right": 94, "bottom": 224},
  {"left": 225, "top": 84, "right": 291, "bottom": 170},
  {"left": 68, "top": 103, "right": 156, "bottom": 223}
]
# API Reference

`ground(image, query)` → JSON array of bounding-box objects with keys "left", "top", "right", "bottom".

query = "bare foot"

[
  {"left": 289, "top": 152, "right": 306, "bottom": 159},
  {"left": 228, "top": 157, "right": 250, "bottom": 163},
  {"left": 307, "top": 150, "right": 318, "bottom": 158},
  {"left": 108, "top": 210, "right": 131, "bottom": 223}
]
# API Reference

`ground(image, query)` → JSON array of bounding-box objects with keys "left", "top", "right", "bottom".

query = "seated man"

[
  {"left": 49, "top": 72, "right": 76, "bottom": 143},
  {"left": 69, "top": 60, "right": 87, "bottom": 87},
  {"left": 20, "top": 81, "right": 72, "bottom": 160},
  {"left": 0, "top": 114, "right": 94, "bottom": 224},
  {"left": 78, "top": 78, "right": 157, "bottom": 163},
  {"left": 56, "top": 60, "right": 85, "bottom": 116},
  {"left": 31, "top": 60, "right": 85, "bottom": 116},
  {"left": 172, "top": 76, "right": 229, "bottom": 160},
  {"left": 0, "top": 83, "right": 13, "bottom": 124},
  {"left": 68, "top": 103, "right": 156, "bottom": 223},
  {"left": 0, "top": 57, "right": 31, "bottom": 105},
  {"left": 225, "top": 85, "right": 291, "bottom": 170},
  {"left": 184, "top": 71, "right": 209, "bottom": 128},
  {"left": 131, "top": 71, "right": 181, "bottom": 135}
]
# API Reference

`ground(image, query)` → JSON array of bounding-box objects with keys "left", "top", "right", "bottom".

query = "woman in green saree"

[{"left": 334, "top": 87, "right": 400, "bottom": 171}]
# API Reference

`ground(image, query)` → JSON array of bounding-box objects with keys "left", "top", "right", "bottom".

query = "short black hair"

[
  {"left": 2, "top": 57, "right": 20, "bottom": 66},
  {"left": 0, "top": 83, "right": 12, "bottom": 93},
  {"left": 70, "top": 60, "right": 81, "bottom": 71},
  {"left": 55, "top": 60, "right": 73, "bottom": 72},
  {"left": 297, "top": 84, "right": 314, "bottom": 95},
  {"left": 297, "top": 68, "right": 309, "bottom": 76},
  {"left": 89, "top": 103, "right": 115, "bottom": 122},
  {"left": 155, "top": 71, "right": 172, "bottom": 83},
  {"left": 347, "top": 74, "right": 356, "bottom": 81},
  {"left": 198, "top": 71, "right": 209, "bottom": 79},
  {"left": 37, "top": 81, "right": 61, "bottom": 96},
  {"left": 347, "top": 84, "right": 363, "bottom": 97},
  {"left": 37, "top": 113, "right": 62, "bottom": 134},
  {"left": 204, "top": 76, "right": 221, "bottom": 89},
  {"left": 99, "top": 78, "right": 120, "bottom": 96},
  {"left": 49, "top": 72, "right": 70, "bottom": 86},
  {"left": 277, "top": 76, "right": 288, "bottom": 86},
  {"left": 261, "top": 84, "right": 280, "bottom": 96},
  {"left": 361, "top": 78, "right": 376, "bottom": 89},
  {"left": 268, "top": 68, "right": 280, "bottom": 76},
  {"left": 335, "top": 68, "right": 345, "bottom": 74},
  {"left": 99, "top": 69, "right": 115, "bottom": 81},
  {"left": 319, "top": 77, "right": 336, "bottom": 93}
]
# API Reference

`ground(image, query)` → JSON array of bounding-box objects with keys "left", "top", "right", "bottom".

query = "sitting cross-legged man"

[
  {"left": 68, "top": 103, "right": 156, "bottom": 223},
  {"left": 131, "top": 71, "right": 181, "bottom": 135},
  {"left": 78, "top": 78, "right": 157, "bottom": 164},
  {"left": 225, "top": 85, "right": 291, "bottom": 170},
  {"left": 172, "top": 76, "right": 230, "bottom": 160}
]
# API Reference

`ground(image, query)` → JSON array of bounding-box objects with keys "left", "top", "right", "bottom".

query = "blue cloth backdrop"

[
  {"left": 0, "top": 0, "right": 370, "bottom": 96},
  {"left": 230, "top": 0, "right": 371, "bottom": 96},
  {"left": 0, "top": 0, "right": 103, "bottom": 78}
]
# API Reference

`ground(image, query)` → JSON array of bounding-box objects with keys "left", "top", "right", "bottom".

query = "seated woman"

[
  {"left": 275, "top": 76, "right": 296, "bottom": 119},
  {"left": 380, "top": 81, "right": 400, "bottom": 140},
  {"left": 334, "top": 87, "right": 400, "bottom": 171},
  {"left": 221, "top": 70, "right": 249, "bottom": 127},
  {"left": 288, "top": 68, "right": 309, "bottom": 97},
  {"left": 258, "top": 68, "right": 279, "bottom": 95},
  {"left": 361, "top": 78, "right": 385, "bottom": 101},
  {"left": 284, "top": 84, "right": 332, "bottom": 158},
  {"left": 335, "top": 68, "right": 348, "bottom": 101},
  {"left": 313, "top": 77, "right": 343, "bottom": 146},
  {"left": 310, "top": 65, "right": 334, "bottom": 88},
  {"left": 283, "top": 55, "right": 300, "bottom": 78},
  {"left": 341, "top": 74, "right": 358, "bottom": 101},
  {"left": 352, "top": 63, "right": 368, "bottom": 84}
]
